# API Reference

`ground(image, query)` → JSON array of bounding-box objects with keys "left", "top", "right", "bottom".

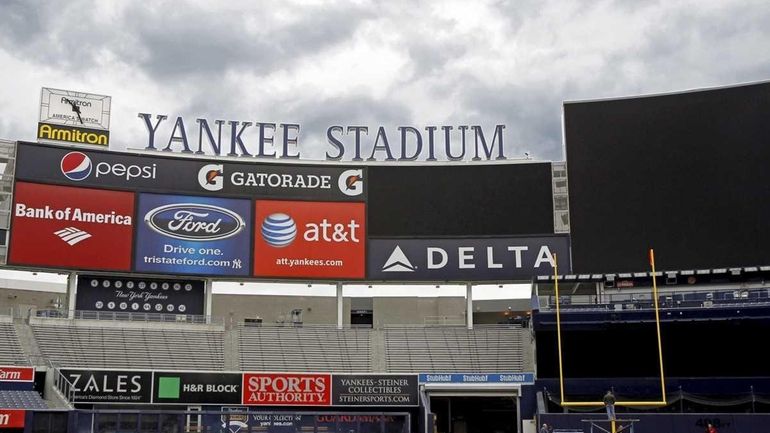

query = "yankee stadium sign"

[{"left": 138, "top": 113, "right": 509, "bottom": 162}]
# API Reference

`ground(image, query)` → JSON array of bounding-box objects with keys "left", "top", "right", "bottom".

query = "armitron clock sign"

[{"left": 38, "top": 87, "right": 111, "bottom": 147}]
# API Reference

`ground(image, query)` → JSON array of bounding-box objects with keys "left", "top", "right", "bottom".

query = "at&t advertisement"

[
  {"left": 134, "top": 193, "right": 251, "bottom": 276},
  {"left": 253, "top": 200, "right": 366, "bottom": 279}
]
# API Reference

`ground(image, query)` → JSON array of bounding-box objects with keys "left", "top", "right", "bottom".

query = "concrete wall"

[
  {"left": 0, "top": 287, "right": 63, "bottom": 317},
  {"left": 372, "top": 297, "right": 466, "bottom": 326},
  {"left": 212, "top": 293, "right": 350, "bottom": 326}
]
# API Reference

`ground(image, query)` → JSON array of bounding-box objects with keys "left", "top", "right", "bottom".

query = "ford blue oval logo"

[{"left": 145, "top": 203, "right": 245, "bottom": 241}]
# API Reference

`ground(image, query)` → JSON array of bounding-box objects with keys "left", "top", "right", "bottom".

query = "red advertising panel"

[
  {"left": 242, "top": 373, "right": 331, "bottom": 406},
  {"left": 0, "top": 367, "right": 34, "bottom": 383},
  {"left": 254, "top": 201, "right": 365, "bottom": 279},
  {"left": 9, "top": 182, "right": 134, "bottom": 271},
  {"left": 0, "top": 410, "right": 25, "bottom": 429}
]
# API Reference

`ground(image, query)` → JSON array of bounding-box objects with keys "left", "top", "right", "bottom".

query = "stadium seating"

[
  {"left": 30, "top": 323, "right": 225, "bottom": 370},
  {"left": 0, "top": 390, "right": 48, "bottom": 409},
  {"left": 238, "top": 324, "right": 372, "bottom": 372},
  {"left": 383, "top": 325, "right": 528, "bottom": 373},
  {"left": 0, "top": 321, "right": 28, "bottom": 365}
]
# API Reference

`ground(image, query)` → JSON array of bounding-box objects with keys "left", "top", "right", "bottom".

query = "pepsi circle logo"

[
  {"left": 261, "top": 213, "right": 297, "bottom": 247},
  {"left": 60, "top": 152, "right": 92, "bottom": 181}
]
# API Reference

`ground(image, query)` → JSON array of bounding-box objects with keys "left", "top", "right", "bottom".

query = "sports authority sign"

[
  {"left": 368, "top": 236, "right": 571, "bottom": 281},
  {"left": 0, "top": 367, "right": 34, "bottom": 383},
  {"left": 8, "top": 182, "right": 134, "bottom": 271},
  {"left": 62, "top": 369, "right": 152, "bottom": 404},
  {"left": 134, "top": 194, "right": 252, "bottom": 277},
  {"left": 332, "top": 375, "right": 418, "bottom": 406},
  {"left": 242, "top": 373, "right": 331, "bottom": 406},
  {"left": 15, "top": 142, "right": 365, "bottom": 201},
  {"left": 253, "top": 201, "right": 366, "bottom": 279},
  {"left": 38, "top": 88, "right": 111, "bottom": 146}
]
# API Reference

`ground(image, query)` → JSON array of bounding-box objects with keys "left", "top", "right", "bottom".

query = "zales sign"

[{"left": 137, "top": 113, "right": 509, "bottom": 162}]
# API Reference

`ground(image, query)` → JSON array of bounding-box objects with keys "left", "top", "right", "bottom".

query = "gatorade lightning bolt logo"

[
  {"left": 338, "top": 169, "right": 363, "bottom": 196},
  {"left": 60, "top": 152, "right": 93, "bottom": 181}
]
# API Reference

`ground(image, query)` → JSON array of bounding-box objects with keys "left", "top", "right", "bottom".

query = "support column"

[
  {"left": 336, "top": 282, "right": 343, "bottom": 329},
  {"left": 67, "top": 272, "right": 77, "bottom": 319},
  {"left": 204, "top": 279, "right": 213, "bottom": 325},
  {"left": 466, "top": 283, "right": 473, "bottom": 329}
]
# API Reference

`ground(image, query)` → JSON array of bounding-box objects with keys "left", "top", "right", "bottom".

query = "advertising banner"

[
  {"left": 367, "top": 236, "right": 571, "bottom": 281},
  {"left": 253, "top": 200, "right": 366, "bottom": 279},
  {"left": 15, "top": 142, "right": 365, "bottom": 201},
  {"left": 8, "top": 182, "right": 134, "bottom": 271},
  {"left": 38, "top": 87, "right": 111, "bottom": 147},
  {"left": 0, "top": 367, "right": 34, "bottom": 383},
  {"left": 418, "top": 372, "right": 535, "bottom": 385},
  {"left": 39, "top": 88, "right": 111, "bottom": 130},
  {"left": 62, "top": 369, "right": 152, "bottom": 403},
  {"left": 76, "top": 275, "right": 205, "bottom": 315},
  {"left": 134, "top": 193, "right": 251, "bottom": 276},
  {"left": 204, "top": 412, "right": 409, "bottom": 433},
  {"left": 332, "top": 375, "right": 418, "bottom": 406},
  {"left": 0, "top": 410, "right": 25, "bottom": 429},
  {"left": 242, "top": 373, "right": 332, "bottom": 406},
  {"left": 153, "top": 372, "right": 242, "bottom": 405}
]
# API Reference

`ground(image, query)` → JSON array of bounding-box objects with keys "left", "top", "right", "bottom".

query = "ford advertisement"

[{"left": 134, "top": 193, "right": 252, "bottom": 276}]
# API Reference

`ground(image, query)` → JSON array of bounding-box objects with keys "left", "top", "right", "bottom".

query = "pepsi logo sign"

[
  {"left": 60, "top": 152, "right": 92, "bottom": 181},
  {"left": 262, "top": 213, "right": 297, "bottom": 247},
  {"left": 59, "top": 152, "right": 157, "bottom": 182},
  {"left": 145, "top": 204, "right": 245, "bottom": 241}
]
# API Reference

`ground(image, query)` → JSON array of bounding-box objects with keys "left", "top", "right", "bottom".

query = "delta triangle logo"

[{"left": 382, "top": 245, "right": 416, "bottom": 272}]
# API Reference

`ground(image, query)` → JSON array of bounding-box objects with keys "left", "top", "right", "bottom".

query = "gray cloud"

[{"left": 2, "top": 0, "right": 770, "bottom": 162}]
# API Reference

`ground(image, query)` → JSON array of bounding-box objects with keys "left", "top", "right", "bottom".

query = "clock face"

[{"left": 39, "top": 87, "right": 111, "bottom": 129}]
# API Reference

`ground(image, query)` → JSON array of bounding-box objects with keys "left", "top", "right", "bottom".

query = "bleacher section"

[
  {"left": 0, "top": 390, "right": 48, "bottom": 409},
  {"left": 544, "top": 287, "right": 770, "bottom": 312},
  {"left": 31, "top": 323, "right": 225, "bottom": 370},
  {"left": 239, "top": 325, "right": 371, "bottom": 372},
  {"left": 0, "top": 321, "right": 28, "bottom": 365},
  {"left": 384, "top": 325, "right": 528, "bottom": 373}
]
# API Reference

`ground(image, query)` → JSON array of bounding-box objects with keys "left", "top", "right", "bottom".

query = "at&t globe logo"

[
  {"left": 261, "top": 213, "right": 297, "bottom": 247},
  {"left": 60, "top": 151, "right": 92, "bottom": 181}
]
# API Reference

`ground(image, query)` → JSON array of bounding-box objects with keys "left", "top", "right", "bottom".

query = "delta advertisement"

[
  {"left": 242, "top": 373, "right": 332, "bottom": 406},
  {"left": 367, "top": 236, "right": 571, "bottom": 281},
  {"left": 134, "top": 193, "right": 252, "bottom": 276},
  {"left": 253, "top": 200, "right": 366, "bottom": 279},
  {"left": 14, "top": 142, "right": 366, "bottom": 201},
  {"left": 75, "top": 275, "right": 205, "bottom": 315},
  {"left": 8, "top": 182, "right": 134, "bottom": 271}
]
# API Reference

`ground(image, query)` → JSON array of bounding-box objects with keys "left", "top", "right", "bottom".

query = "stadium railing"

[{"left": 34, "top": 308, "right": 224, "bottom": 326}]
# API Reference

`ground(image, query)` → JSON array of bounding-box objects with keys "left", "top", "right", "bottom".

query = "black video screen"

[
  {"left": 565, "top": 82, "right": 770, "bottom": 273},
  {"left": 368, "top": 163, "right": 554, "bottom": 236}
]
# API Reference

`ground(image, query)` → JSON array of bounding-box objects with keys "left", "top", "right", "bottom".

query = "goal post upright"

[{"left": 554, "top": 249, "right": 667, "bottom": 407}]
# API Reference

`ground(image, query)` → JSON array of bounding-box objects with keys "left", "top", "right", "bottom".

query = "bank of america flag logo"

[
  {"left": 382, "top": 245, "right": 416, "bottom": 272},
  {"left": 54, "top": 227, "right": 92, "bottom": 245}
]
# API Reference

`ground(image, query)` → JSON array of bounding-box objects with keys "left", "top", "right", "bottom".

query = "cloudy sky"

[{"left": 2, "top": 0, "right": 770, "bottom": 162}]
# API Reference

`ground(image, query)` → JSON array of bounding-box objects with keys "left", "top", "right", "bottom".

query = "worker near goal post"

[{"left": 603, "top": 390, "right": 616, "bottom": 420}]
